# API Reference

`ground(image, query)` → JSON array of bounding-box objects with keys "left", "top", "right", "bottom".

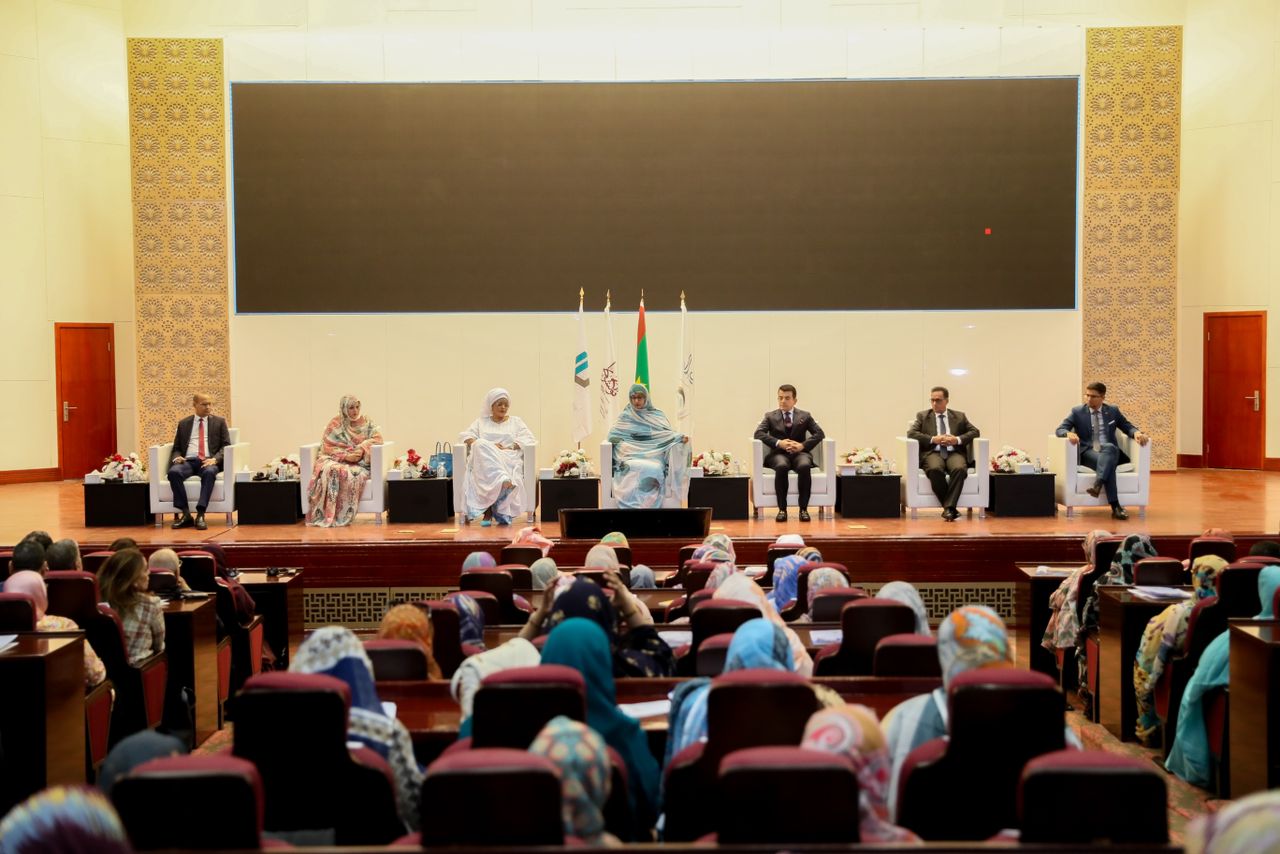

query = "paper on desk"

[
  {"left": 743, "top": 566, "right": 766, "bottom": 577},
  {"left": 618, "top": 700, "right": 671, "bottom": 720},
  {"left": 0, "top": 634, "right": 16, "bottom": 653},
  {"left": 381, "top": 701, "right": 397, "bottom": 720},
  {"left": 658, "top": 631, "right": 693, "bottom": 647},
  {"left": 1130, "top": 586, "right": 1192, "bottom": 601},
  {"left": 1035, "top": 566, "right": 1074, "bottom": 576},
  {"left": 809, "top": 629, "right": 844, "bottom": 646}
]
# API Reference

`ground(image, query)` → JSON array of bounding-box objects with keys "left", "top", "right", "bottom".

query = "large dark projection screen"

[{"left": 231, "top": 78, "right": 1078, "bottom": 313}]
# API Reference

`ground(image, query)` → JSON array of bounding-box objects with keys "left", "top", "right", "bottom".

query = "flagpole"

[{"left": 578, "top": 287, "right": 583, "bottom": 450}]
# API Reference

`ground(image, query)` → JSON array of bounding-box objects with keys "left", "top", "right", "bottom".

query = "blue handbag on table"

[{"left": 427, "top": 442, "right": 453, "bottom": 478}]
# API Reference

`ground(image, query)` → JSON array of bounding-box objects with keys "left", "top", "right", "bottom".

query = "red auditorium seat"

[
  {"left": 91, "top": 603, "right": 167, "bottom": 746},
  {"left": 80, "top": 550, "right": 114, "bottom": 575},
  {"left": 663, "top": 669, "right": 821, "bottom": 841},
  {"left": 1020, "top": 749, "right": 1167, "bottom": 843},
  {"left": 459, "top": 570, "right": 529, "bottom": 624},
  {"left": 1188, "top": 536, "right": 1236, "bottom": 564},
  {"left": 45, "top": 570, "right": 101, "bottom": 627},
  {"left": 873, "top": 633, "right": 941, "bottom": 677},
  {"left": 897, "top": 669, "right": 1066, "bottom": 840},
  {"left": 364, "top": 638, "right": 431, "bottom": 681},
  {"left": 112, "top": 754, "right": 270, "bottom": 850},
  {"left": 663, "top": 584, "right": 715, "bottom": 622},
  {"left": 814, "top": 599, "right": 918, "bottom": 676},
  {"left": 146, "top": 569, "right": 180, "bottom": 596},
  {"left": 495, "top": 563, "right": 532, "bottom": 588},
  {"left": 422, "top": 600, "right": 465, "bottom": 677},
  {"left": 1240, "top": 555, "right": 1280, "bottom": 566},
  {"left": 810, "top": 587, "right": 868, "bottom": 622},
  {"left": 780, "top": 562, "right": 850, "bottom": 622},
  {"left": 607, "top": 544, "right": 633, "bottom": 569},
  {"left": 470, "top": 665, "right": 586, "bottom": 749},
  {"left": 1204, "top": 685, "right": 1230, "bottom": 797},
  {"left": 695, "top": 632, "right": 734, "bottom": 676},
  {"left": 175, "top": 550, "right": 218, "bottom": 592},
  {"left": 498, "top": 545, "right": 542, "bottom": 567},
  {"left": 0, "top": 592, "right": 36, "bottom": 631},
  {"left": 1132, "top": 556, "right": 1186, "bottom": 587},
  {"left": 1074, "top": 535, "right": 1127, "bottom": 707},
  {"left": 676, "top": 543, "right": 700, "bottom": 569},
  {"left": 214, "top": 578, "right": 265, "bottom": 697},
  {"left": 417, "top": 749, "right": 565, "bottom": 846},
  {"left": 676, "top": 599, "right": 760, "bottom": 676},
  {"left": 571, "top": 567, "right": 632, "bottom": 588},
  {"left": 86, "top": 679, "right": 113, "bottom": 772},
  {"left": 233, "top": 672, "right": 403, "bottom": 844},
  {"left": 716, "top": 746, "right": 861, "bottom": 844}
]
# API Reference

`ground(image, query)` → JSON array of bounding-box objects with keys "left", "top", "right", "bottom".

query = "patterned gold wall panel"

[
  {"left": 127, "top": 39, "right": 231, "bottom": 448},
  {"left": 1082, "top": 27, "right": 1181, "bottom": 470}
]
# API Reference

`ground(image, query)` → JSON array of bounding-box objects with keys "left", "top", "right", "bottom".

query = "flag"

[
  {"left": 572, "top": 292, "right": 592, "bottom": 443},
  {"left": 635, "top": 294, "right": 650, "bottom": 390},
  {"left": 676, "top": 292, "right": 693, "bottom": 436},
  {"left": 599, "top": 292, "right": 620, "bottom": 426}
]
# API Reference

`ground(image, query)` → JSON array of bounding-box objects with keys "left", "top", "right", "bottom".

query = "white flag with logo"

[
  {"left": 572, "top": 300, "right": 592, "bottom": 443},
  {"left": 599, "top": 299, "right": 620, "bottom": 427},
  {"left": 676, "top": 295, "right": 694, "bottom": 436}
]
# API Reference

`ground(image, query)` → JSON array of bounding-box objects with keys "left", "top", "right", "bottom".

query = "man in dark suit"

[
  {"left": 168, "top": 393, "right": 231, "bottom": 530},
  {"left": 1055, "top": 381, "right": 1149, "bottom": 521},
  {"left": 754, "top": 384, "right": 826, "bottom": 522},
  {"left": 907, "top": 386, "right": 981, "bottom": 521}
]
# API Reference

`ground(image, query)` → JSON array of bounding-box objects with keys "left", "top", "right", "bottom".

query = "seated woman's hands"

[
  {"left": 605, "top": 570, "right": 651, "bottom": 627},
  {"left": 343, "top": 449, "right": 363, "bottom": 463}
]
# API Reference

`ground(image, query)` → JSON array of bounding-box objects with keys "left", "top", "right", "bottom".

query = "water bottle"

[{"left": 437, "top": 462, "right": 446, "bottom": 479}]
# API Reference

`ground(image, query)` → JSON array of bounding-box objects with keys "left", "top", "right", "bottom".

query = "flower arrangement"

[
  {"left": 392, "top": 448, "right": 428, "bottom": 479},
  {"left": 254, "top": 454, "right": 300, "bottom": 481},
  {"left": 841, "top": 447, "right": 888, "bottom": 474},
  {"left": 693, "top": 450, "right": 733, "bottom": 476},
  {"left": 554, "top": 449, "right": 590, "bottom": 478},
  {"left": 992, "top": 445, "right": 1037, "bottom": 473},
  {"left": 100, "top": 452, "right": 147, "bottom": 482}
]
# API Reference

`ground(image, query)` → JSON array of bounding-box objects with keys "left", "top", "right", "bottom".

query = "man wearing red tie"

[{"left": 167, "top": 393, "right": 231, "bottom": 530}]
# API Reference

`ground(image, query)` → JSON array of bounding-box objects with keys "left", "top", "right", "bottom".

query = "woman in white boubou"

[{"left": 459, "top": 388, "right": 536, "bottom": 526}]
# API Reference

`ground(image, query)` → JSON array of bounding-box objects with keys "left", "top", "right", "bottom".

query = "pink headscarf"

[
  {"left": 3, "top": 570, "right": 48, "bottom": 620},
  {"left": 512, "top": 526, "right": 554, "bottom": 557}
]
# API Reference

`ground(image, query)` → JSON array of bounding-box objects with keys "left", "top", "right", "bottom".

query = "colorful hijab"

[
  {"left": 322, "top": 395, "right": 381, "bottom": 464},
  {"left": 461, "top": 551, "right": 497, "bottom": 572},
  {"left": 1042, "top": 529, "right": 1111, "bottom": 652},
  {"left": 600, "top": 531, "right": 629, "bottom": 549},
  {"left": 530, "top": 557, "right": 560, "bottom": 590},
  {"left": 1185, "top": 789, "right": 1280, "bottom": 854},
  {"left": 607, "top": 384, "right": 689, "bottom": 504},
  {"left": 691, "top": 546, "right": 733, "bottom": 565},
  {"left": 876, "top": 581, "right": 932, "bottom": 636},
  {"left": 528, "top": 716, "right": 614, "bottom": 845},
  {"left": 378, "top": 604, "right": 443, "bottom": 679},
  {"left": 705, "top": 563, "right": 736, "bottom": 592},
  {"left": 806, "top": 568, "right": 851, "bottom": 614},
  {"left": 701, "top": 532, "right": 735, "bottom": 560},
  {"left": 796, "top": 546, "right": 823, "bottom": 563},
  {"left": 3, "top": 570, "right": 48, "bottom": 619},
  {"left": 584, "top": 545, "right": 621, "bottom": 572},
  {"left": 540, "top": 618, "right": 660, "bottom": 826},
  {"left": 801, "top": 706, "right": 921, "bottom": 844},
  {"left": 445, "top": 592, "right": 485, "bottom": 650},
  {"left": 511, "top": 526, "right": 554, "bottom": 557},
  {"left": 0, "top": 787, "right": 131, "bottom": 854},
  {"left": 1102, "top": 533, "right": 1158, "bottom": 586},
  {"left": 714, "top": 573, "right": 814, "bottom": 676},
  {"left": 768, "top": 555, "right": 807, "bottom": 610},
  {"left": 98, "top": 731, "right": 186, "bottom": 797},
  {"left": 544, "top": 578, "right": 672, "bottom": 677}
]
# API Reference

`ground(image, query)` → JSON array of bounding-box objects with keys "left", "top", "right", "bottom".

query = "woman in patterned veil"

[
  {"left": 607, "top": 384, "right": 689, "bottom": 509},
  {"left": 306, "top": 395, "right": 384, "bottom": 527}
]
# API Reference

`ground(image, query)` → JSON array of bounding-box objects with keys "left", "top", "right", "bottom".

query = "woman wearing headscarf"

[
  {"left": 701, "top": 532, "right": 735, "bottom": 561},
  {"left": 875, "top": 581, "right": 932, "bottom": 636},
  {"left": 459, "top": 388, "right": 536, "bottom": 526},
  {"left": 1133, "top": 554, "right": 1227, "bottom": 744},
  {"left": 444, "top": 592, "right": 486, "bottom": 650},
  {"left": 306, "top": 395, "right": 384, "bottom": 527},
  {"left": 607, "top": 384, "right": 689, "bottom": 509},
  {"left": 511, "top": 525, "right": 554, "bottom": 557},
  {"left": 796, "top": 546, "right": 823, "bottom": 563},
  {"left": 628, "top": 565, "right": 657, "bottom": 589},
  {"left": 540, "top": 619, "right": 661, "bottom": 831},
  {"left": 3, "top": 570, "right": 106, "bottom": 687},
  {"left": 768, "top": 554, "right": 806, "bottom": 612},
  {"left": 774, "top": 534, "right": 805, "bottom": 548},
  {"left": 530, "top": 557, "right": 562, "bottom": 591},
  {"left": 289, "top": 627, "right": 423, "bottom": 829},
  {"left": 0, "top": 787, "right": 132, "bottom": 854},
  {"left": 599, "top": 531, "right": 629, "bottom": 552},
  {"left": 584, "top": 545, "right": 653, "bottom": 620},
  {"left": 1185, "top": 789, "right": 1280, "bottom": 854},
  {"left": 714, "top": 573, "right": 813, "bottom": 676},
  {"left": 1041, "top": 529, "right": 1111, "bottom": 655},
  {"left": 800, "top": 706, "right": 922, "bottom": 845},
  {"left": 377, "top": 604, "right": 443, "bottom": 680},
  {"left": 1075, "top": 533, "right": 1157, "bottom": 713},
  {"left": 797, "top": 567, "right": 853, "bottom": 623},
  {"left": 98, "top": 731, "right": 186, "bottom": 796},
  {"left": 1167, "top": 566, "right": 1280, "bottom": 787},
  {"left": 528, "top": 716, "right": 620, "bottom": 847},
  {"left": 522, "top": 576, "right": 673, "bottom": 677},
  {"left": 461, "top": 551, "right": 497, "bottom": 572}
]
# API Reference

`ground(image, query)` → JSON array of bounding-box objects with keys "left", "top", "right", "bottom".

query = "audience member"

[
  {"left": 460, "top": 551, "right": 496, "bottom": 572},
  {"left": 377, "top": 604, "right": 442, "bottom": 679},
  {"left": 1075, "top": 532, "right": 1156, "bottom": 714},
  {"left": 0, "top": 786, "right": 132, "bottom": 854},
  {"left": 529, "top": 557, "right": 561, "bottom": 590},
  {"left": 44, "top": 539, "right": 81, "bottom": 572},
  {"left": 528, "top": 716, "right": 619, "bottom": 847},
  {"left": 97, "top": 549, "right": 164, "bottom": 665},
  {"left": 1250, "top": 540, "right": 1280, "bottom": 558},
  {"left": 628, "top": 564, "right": 656, "bottom": 589},
  {"left": 107, "top": 537, "right": 138, "bottom": 552},
  {"left": 875, "top": 581, "right": 932, "bottom": 636},
  {"left": 701, "top": 532, "right": 735, "bottom": 560},
  {"left": 795, "top": 567, "right": 851, "bottom": 623},
  {"left": 767, "top": 555, "right": 806, "bottom": 612},
  {"left": 3, "top": 570, "right": 105, "bottom": 687},
  {"left": 289, "top": 627, "right": 423, "bottom": 830},
  {"left": 19, "top": 530, "right": 53, "bottom": 550},
  {"left": 7, "top": 540, "right": 46, "bottom": 578},
  {"left": 510, "top": 525, "right": 553, "bottom": 557},
  {"left": 1185, "top": 789, "right": 1280, "bottom": 854},
  {"left": 451, "top": 636, "right": 541, "bottom": 723},
  {"left": 98, "top": 731, "right": 186, "bottom": 797},
  {"left": 146, "top": 548, "right": 189, "bottom": 591},
  {"left": 713, "top": 573, "right": 813, "bottom": 676},
  {"left": 443, "top": 592, "right": 485, "bottom": 651},
  {"left": 1042, "top": 529, "right": 1110, "bottom": 655}
]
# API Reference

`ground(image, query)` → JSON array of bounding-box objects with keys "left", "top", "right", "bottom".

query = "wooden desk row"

[{"left": 479, "top": 621, "right": 842, "bottom": 653}]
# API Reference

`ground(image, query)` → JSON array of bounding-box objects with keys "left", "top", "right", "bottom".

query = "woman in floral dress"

[{"left": 306, "top": 395, "right": 384, "bottom": 527}]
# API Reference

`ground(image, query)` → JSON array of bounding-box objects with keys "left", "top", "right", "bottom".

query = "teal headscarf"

[{"left": 540, "top": 618, "right": 660, "bottom": 824}]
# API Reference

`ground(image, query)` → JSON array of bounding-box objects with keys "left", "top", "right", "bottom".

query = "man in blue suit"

[{"left": 1055, "top": 381, "right": 1149, "bottom": 520}]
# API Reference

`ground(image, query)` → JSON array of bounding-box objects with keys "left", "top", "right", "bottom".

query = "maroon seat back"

[
  {"left": 420, "top": 749, "right": 564, "bottom": 845},
  {"left": 1020, "top": 749, "right": 1167, "bottom": 843},
  {"left": 609, "top": 545, "right": 633, "bottom": 569},
  {"left": 683, "top": 562, "right": 715, "bottom": 593},
  {"left": 490, "top": 563, "right": 530, "bottom": 588},
  {"left": 147, "top": 569, "right": 180, "bottom": 596},
  {"left": 1075, "top": 535, "right": 1126, "bottom": 625},
  {"left": 810, "top": 588, "right": 868, "bottom": 622},
  {"left": 787, "top": 563, "right": 850, "bottom": 621},
  {"left": 45, "top": 570, "right": 100, "bottom": 626},
  {"left": 695, "top": 632, "right": 734, "bottom": 676},
  {"left": 364, "top": 639, "right": 430, "bottom": 681},
  {"left": 690, "top": 600, "right": 760, "bottom": 650},
  {"left": 499, "top": 545, "right": 543, "bottom": 567},
  {"left": 459, "top": 570, "right": 527, "bottom": 624},
  {"left": 760, "top": 546, "right": 799, "bottom": 586},
  {"left": 1189, "top": 537, "right": 1236, "bottom": 564},
  {"left": 717, "top": 746, "right": 861, "bottom": 844},
  {"left": 898, "top": 669, "right": 1065, "bottom": 840},
  {"left": 85, "top": 603, "right": 166, "bottom": 746},
  {"left": 873, "top": 633, "right": 941, "bottom": 677},
  {"left": 112, "top": 755, "right": 265, "bottom": 850},
  {"left": 423, "top": 601, "right": 464, "bottom": 678},
  {"left": 814, "top": 599, "right": 918, "bottom": 676},
  {"left": 175, "top": 551, "right": 218, "bottom": 592},
  {"left": 1220, "top": 563, "right": 1264, "bottom": 617},
  {"left": 232, "top": 672, "right": 402, "bottom": 844},
  {"left": 471, "top": 665, "right": 586, "bottom": 749},
  {"left": 0, "top": 593, "right": 36, "bottom": 631},
  {"left": 81, "top": 551, "right": 114, "bottom": 575},
  {"left": 1132, "top": 557, "right": 1186, "bottom": 587},
  {"left": 677, "top": 544, "right": 699, "bottom": 567}
]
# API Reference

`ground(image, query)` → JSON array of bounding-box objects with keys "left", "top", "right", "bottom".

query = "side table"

[
  {"left": 83, "top": 481, "right": 152, "bottom": 526},
  {"left": 989, "top": 472, "right": 1056, "bottom": 516},
  {"left": 540, "top": 477, "right": 600, "bottom": 523},
  {"left": 236, "top": 479, "right": 303, "bottom": 524},
  {"left": 388, "top": 478, "right": 454, "bottom": 523},
  {"left": 837, "top": 474, "right": 902, "bottom": 518},
  {"left": 687, "top": 474, "right": 750, "bottom": 520}
]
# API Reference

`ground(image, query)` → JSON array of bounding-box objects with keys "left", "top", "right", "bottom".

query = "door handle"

[
  {"left": 63, "top": 401, "right": 77, "bottom": 422},
  {"left": 1247, "top": 391, "right": 1260, "bottom": 412}
]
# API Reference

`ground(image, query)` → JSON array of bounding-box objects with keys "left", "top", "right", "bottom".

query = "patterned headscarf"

[
  {"left": 511, "top": 526, "right": 554, "bottom": 557},
  {"left": 584, "top": 545, "right": 620, "bottom": 572},
  {"left": 1082, "top": 529, "right": 1112, "bottom": 568},
  {"left": 461, "top": 551, "right": 497, "bottom": 572},
  {"left": 796, "top": 546, "right": 823, "bottom": 563},
  {"left": 1185, "top": 789, "right": 1280, "bottom": 854},
  {"left": 378, "top": 604, "right": 442, "bottom": 679},
  {"left": 806, "top": 568, "right": 850, "bottom": 613},
  {"left": 1190, "top": 555, "right": 1229, "bottom": 600},
  {"left": 0, "top": 787, "right": 131, "bottom": 854},
  {"left": 702, "top": 532, "right": 735, "bottom": 560},
  {"left": 528, "top": 716, "right": 612, "bottom": 845},
  {"left": 1103, "top": 533, "right": 1158, "bottom": 585},
  {"left": 444, "top": 592, "right": 486, "bottom": 649},
  {"left": 876, "top": 581, "right": 932, "bottom": 636},
  {"left": 600, "top": 531, "right": 629, "bottom": 549},
  {"left": 936, "top": 606, "right": 1012, "bottom": 690},
  {"left": 628, "top": 565, "right": 656, "bottom": 589},
  {"left": 338, "top": 394, "right": 369, "bottom": 427},
  {"left": 3, "top": 570, "right": 48, "bottom": 620},
  {"left": 705, "top": 564, "right": 736, "bottom": 592},
  {"left": 801, "top": 706, "right": 920, "bottom": 844},
  {"left": 545, "top": 578, "right": 617, "bottom": 639},
  {"left": 530, "top": 558, "right": 560, "bottom": 590},
  {"left": 769, "top": 555, "right": 807, "bottom": 610}
]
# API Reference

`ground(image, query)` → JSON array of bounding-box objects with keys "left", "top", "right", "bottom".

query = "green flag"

[{"left": 635, "top": 297, "right": 649, "bottom": 389}]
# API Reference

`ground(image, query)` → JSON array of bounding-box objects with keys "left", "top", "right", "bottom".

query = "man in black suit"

[
  {"left": 1055, "top": 381, "right": 1149, "bottom": 520},
  {"left": 907, "top": 386, "right": 981, "bottom": 521},
  {"left": 168, "top": 393, "right": 231, "bottom": 530},
  {"left": 754, "top": 384, "right": 826, "bottom": 522}
]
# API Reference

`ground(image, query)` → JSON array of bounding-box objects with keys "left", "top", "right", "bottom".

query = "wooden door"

[
  {"left": 55, "top": 324, "right": 117, "bottom": 479},
  {"left": 1204, "top": 312, "right": 1266, "bottom": 469}
]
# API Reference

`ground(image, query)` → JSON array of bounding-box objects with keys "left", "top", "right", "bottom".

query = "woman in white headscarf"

[{"left": 459, "top": 388, "right": 537, "bottom": 526}]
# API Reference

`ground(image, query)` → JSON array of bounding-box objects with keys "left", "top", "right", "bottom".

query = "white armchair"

[
  {"left": 750, "top": 438, "right": 838, "bottom": 517},
  {"left": 896, "top": 436, "right": 990, "bottom": 519},
  {"left": 600, "top": 440, "right": 686, "bottom": 509},
  {"left": 1047, "top": 433, "right": 1151, "bottom": 517},
  {"left": 299, "top": 440, "right": 395, "bottom": 524},
  {"left": 452, "top": 441, "right": 538, "bottom": 524},
  {"left": 148, "top": 428, "right": 248, "bottom": 526}
]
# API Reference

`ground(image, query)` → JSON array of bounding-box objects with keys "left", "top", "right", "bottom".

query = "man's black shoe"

[
  {"left": 194, "top": 513, "right": 208, "bottom": 531},
  {"left": 1111, "top": 506, "right": 1129, "bottom": 521},
  {"left": 798, "top": 509, "right": 811, "bottom": 522},
  {"left": 775, "top": 510, "right": 788, "bottom": 523},
  {"left": 172, "top": 513, "right": 194, "bottom": 530}
]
